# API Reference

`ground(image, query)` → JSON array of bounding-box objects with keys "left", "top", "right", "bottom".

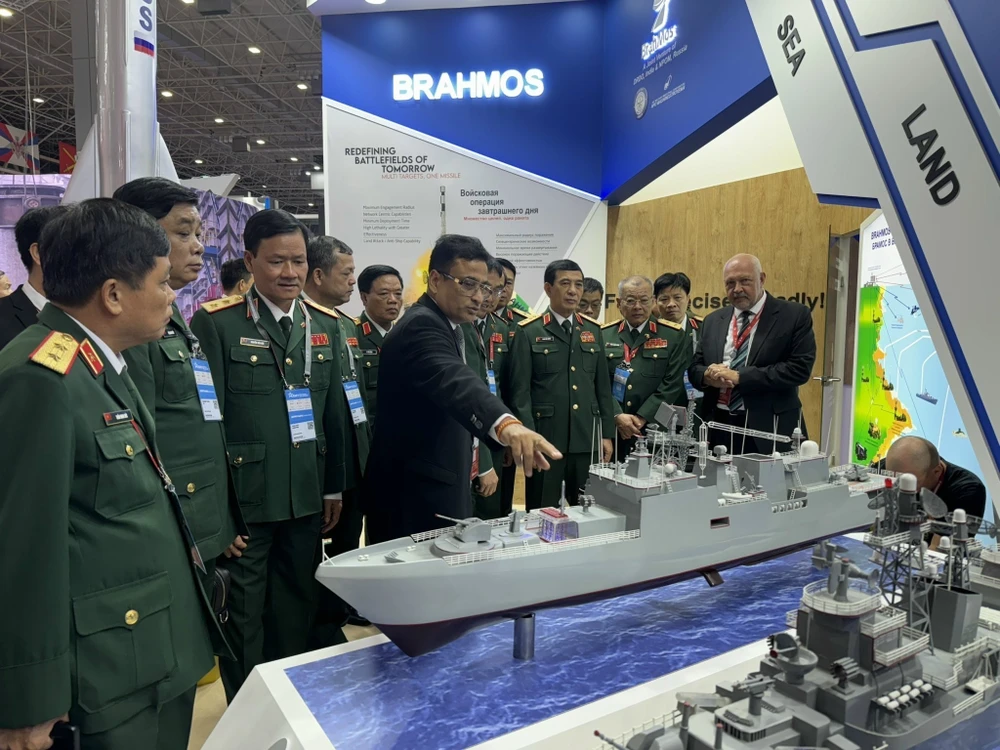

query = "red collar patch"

[
  {"left": 79, "top": 339, "right": 104, "bottom": 376},
  {"left": 543, "top": 313, "right": 552, "bottom": 326},
  {"left": 649, "top": 320, "right": 657, "bottom": 334},
  {"left": 361, "top": 321, "right": 372, "bottom": 336}
]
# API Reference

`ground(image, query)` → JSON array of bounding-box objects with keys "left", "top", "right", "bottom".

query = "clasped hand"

[{"left": 704, "top": 364, "right": 739, "bottom": 389}]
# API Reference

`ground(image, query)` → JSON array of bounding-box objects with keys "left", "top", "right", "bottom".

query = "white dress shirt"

[
  {"left": 65, "top": 315, "right": 127, "bottom": 375},
  {"left": 21, "top": 282, "right": 47, "bottom": 313},
  {"left": 370, "top": 319, "right": 390, "bottom": 338},
  {"left": 722, "top": 293, "right": 767, "bottom": 366},
  {"left": 259, "top": 291, "right": 296, "bottom": 323},
  {"left": 626, "top": 320, "right": 647, "bottom": 335}
]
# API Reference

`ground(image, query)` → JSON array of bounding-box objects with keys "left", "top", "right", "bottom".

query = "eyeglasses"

[
  {"left": 441, "top": 272, "right": 495, "bottom": 298},
  {"left": 621, "top": 296, "right": 652, "bottom": 308}
]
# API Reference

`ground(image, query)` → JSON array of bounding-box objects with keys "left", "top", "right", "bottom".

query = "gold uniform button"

[
  {"left": 125, "top": 444, "right": 135, "bottom": 457},
  {"left": 572, "top": 385, "right": 578, "bottom": 391},
  {"left": 250, "top": 355, "right": 258, "bottom": 363},
  {"left": 535, "top": 412, "right": 541, "bottom": 418},
  {"left": 365, "top": 362, "right": 371, "bottom": 368},
  {"left": 178, "top": 350, "right": 185, "bottom": 358},
  {"left": 570, "top": 366, "right": 576, "bottom": 372},
  {"left": 627, "top": 401, "right": 632, "bottom": 407},
  {"left": 186, "top": 483, "right": 196, "bottom": 494},
  {"left": 627, "top": 384, "right": 633, "bottom": 390},
  {"left": 543, "top": 349, "right": 549, "bottom": 355},
  {"left": 234, "top": 456, "right": 243, "bottom": 465},
  {"left": 572, "top": 404, "right": 579, "bottom": 410},
  {"left": 125, "top": 609, "right": 139, "bottom": 626},
  {"left": 293, "top": 442, "right": 300, "bottom": 449},
  {"left": 318, "top": 354, "right": 324, "bottom": 361},
  {"left": 285, "top": 357, "right": 293, "bottom": 366},
  {"left": 653, "top": 353, "right": 658, "bottom": 359}
]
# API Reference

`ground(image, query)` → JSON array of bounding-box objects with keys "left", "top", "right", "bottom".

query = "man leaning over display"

[{"left": 0, "top": 199, "right": 224, "bottom": 750}]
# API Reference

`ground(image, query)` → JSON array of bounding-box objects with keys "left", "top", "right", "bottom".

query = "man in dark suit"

[
  {"left": 0, "top": 205, "right": 67, "bottom": 350},
  {"left": 365, "top": 235, "right": 561, "bottom": 544},
  {"left": 689, "top": 254, "right": 816, "bottom": 454}
]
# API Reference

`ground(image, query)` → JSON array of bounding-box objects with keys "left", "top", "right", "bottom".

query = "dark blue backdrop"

[{"left": 320, "top": 0, "right": 776, "bottom": 201}]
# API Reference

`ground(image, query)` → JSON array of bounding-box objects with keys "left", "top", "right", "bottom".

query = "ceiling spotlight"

[
  {"left": 290, "top": 157, "right": 299, "bottom": 162},
  {"left": 248, "top": 46, "right": 261, "bottom": 54},
  {"left": 308, "top": 203, "right": 315, "bottom": 207},
  {"left": 313, "top": 165, "right": 322, "bottom": 171},
  {"left": 0, "top": 8, "right": 14, "bottom": 17},
  {"left": 214, "top": 117, "right": 225, "bottom": 124},
  {"left": 296, "top": 83, "right": 309, "bottom": 91},
  {"left": 305, "top": 171, "right": 311, "bottom": 176},
  {"left": 262, "top": 184, "right": 267, "bottom": 188},
  {"left": 181, "top": 0, "right": 195, "bottom": 4},
  {"left": 194, "top": 159, "right": 204, "bottom": 165},
  {"left": 365, "top": 0, "right": 387, "bottom": 5},
  {"left": 161, "top": 90, "right": 174, "bottom": 98},
  {"left": 256, "top": 139, "right": 266, "bottom": 145},
  {"left": 32, "top": 97, "right": 45, "bottom": 104}
]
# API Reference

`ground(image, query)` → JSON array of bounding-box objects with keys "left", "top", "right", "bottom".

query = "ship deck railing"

[
  {"left": 444, "top": 529, "right": 641, "bottom": 566},
  {"left": 591, "top": 710, "right": 682, "bottom": 750},
  {"left": 864, "top": 523, "right": 932, "bottom": 549},
  {"left": 953, "top": 686, "right": 991, "bottom": 716},
  {"left": 979, "top": 608, "right": 1000, "bottom": 633},
  {"left": 786, "top": 608, "right": 800, "bottom": 628},
  {"left": 861, "top": 607, "right": 908, "bottom": 638},
  {"left": 801, "top": 579, "right": 881, "bottom": 617},
  {"left": 875, "top": 627, "right": 930, "bottom": 666},
  {"left": 409, "top": 513, "right": 543, "bottom": 543},
  {"left": 952, "top": 635, "right": 994, "bottom": 662}
]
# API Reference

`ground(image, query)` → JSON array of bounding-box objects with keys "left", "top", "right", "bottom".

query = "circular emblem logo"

[{"left": 634, "top": 87, "right": 648, "bottom": 119}]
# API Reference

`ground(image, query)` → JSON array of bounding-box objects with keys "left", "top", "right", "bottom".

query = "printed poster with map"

[{"left": 853, "top": 213, "right": 992, "bottom": 524}]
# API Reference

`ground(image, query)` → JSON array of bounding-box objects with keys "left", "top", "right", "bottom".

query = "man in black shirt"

[{"left": 884, "top": 436, "right": 988, "bottom": 519}]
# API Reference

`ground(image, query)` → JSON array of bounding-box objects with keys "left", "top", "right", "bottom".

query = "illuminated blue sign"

[{"left": 392, "top": 70, "right": 545, "bottom": 101}]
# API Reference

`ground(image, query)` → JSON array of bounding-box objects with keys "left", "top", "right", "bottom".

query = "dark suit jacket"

[
  {"left": 365, "top": 294, "right": 508, "bottom": 543},
  {"left": 0, "top": 286, "right": 39, "bottom": 351},
  {"left": 689, "top": 292, "right": 816, "bottom": 437}
]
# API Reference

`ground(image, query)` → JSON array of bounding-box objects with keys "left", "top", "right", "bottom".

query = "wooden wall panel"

[{"left": 606, "top": 168, "right": 872, "bottom": 441}]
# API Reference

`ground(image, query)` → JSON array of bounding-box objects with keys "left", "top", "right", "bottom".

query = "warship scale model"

[
  {"left": 599, "top": 475, "right": 1000, "bottom": 750},
  {"left": 318, "top": 406, "right": 889, "bottom": 656}
]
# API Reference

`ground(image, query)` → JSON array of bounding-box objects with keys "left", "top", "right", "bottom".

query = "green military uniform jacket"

[
  {"left": 356, "top": 311, "right": 387, "bottom": 428},
  {"left": 484, "top": 312, "right": 512, "bottom": 403},
  {"left": 498, "top": 306, "right": 531, "bottom": 329},
  {"left": 334, "top": 309, "right": 372, "bottom": 487},
  {"left": 509, "top": 309, "right": 616, "bottom": 453},
  {"left": 0, "top": 306, "right": 220, "bottom": 734},
  {"left": 124, "top": 303, "right": 248, "bottom": 561},
  {"left": 189, "top": 288, "right": 348, "bottom": 524},
  {"left": 683, "top": 314, "right": 702, "bottom": 355},
  {"left": 463, "top": 321, "right": 497, "bottom": 478},
  {"left": 602, "top": 316, "right": 690, "bottom": 423}
]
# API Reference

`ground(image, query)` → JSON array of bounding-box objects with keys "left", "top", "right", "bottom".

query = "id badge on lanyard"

[
  {"left": 683, "top": 371, "right": 704, "bottom": 402},
  {"left": 190, "top": 357, "right": 222, "bottom": 421},
  {"left": 286, "top": 388, "right": 317, "bottom": 442},
  {"left": 343, "top": 380, "right": 367, "bottom": 424},
  {"left": 613, "top": 342, "right": 637, "bottom": 403},
  {"left": 487, "top": 369, "right": 498, "bottom": 396}
]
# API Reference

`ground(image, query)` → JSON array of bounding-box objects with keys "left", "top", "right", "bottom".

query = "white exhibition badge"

[
  {"left": 191, "top": 358, "right": 222, "bottom": 421},
  {"left": 683, "top": 371, "right": 704, "bottom": 402},
  {"left": 343, "top": 380, "right": 368, "bottom": 425},
  {"left": 613, "top": 367, "right": 630, "bottom": 403},
  {"left": 487, "top": 369, "right": 498, "bottom": 396},
  {"left": 285, "top": 387, "right": 317, "bottom": 443}
]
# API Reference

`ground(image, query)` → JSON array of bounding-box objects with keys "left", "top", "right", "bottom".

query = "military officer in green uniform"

[
  {"left": 495, "top": 257, "right": 532, "bottom": 328},
  {"left": 356, "top": 264, "right": 404, "bottom": 428},
  {"left": 655, "top": 271, "right": 704, "bottom": 405},
  {"left": 494, "top": 257, "right": 527, "bottom": 513},
  {"left": 190, "top": 211, "right": 348, "bottom": 702},
  {"left": 463, "top": 258, "right": 509, "bottom": 517},
  {"left": 605, "top": 275, "right": 690, "bottom": 456},
  {"left": 0, "top": 200, "right": 225, "bottom": 750},
  {"left": 115, "top": 178, "right": 249, "bottom": 596},
  {"left": 509, "top": 259, "right": 616, "bottom": 510},
  {"left": 303, "top": 235, "right": 373, "bottom": 644}
]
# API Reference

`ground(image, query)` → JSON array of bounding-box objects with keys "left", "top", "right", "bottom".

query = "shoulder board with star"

[
  {"left": 510, "top": 307, "right": 531, "bottom": 320},
  {"left": 658, "top": 317, "right": 683, "bottom": 330},
  {"left": 304, "top": 298, "right": 339, "bottom": 319},
  {"left": 601, "top": 319, "right": 620, "bottom": 329},
  {"left": 28, "top": 331, "right": 80, "bottom": 376},
  {"left": 517, "top": 314, "right": 541, "bottom": 327},
  {"left": 577, "top": 313, "right": 601, "bottom": 326},
  {"left": 201, "top": 294, "right": 243, "bottom": 314}
]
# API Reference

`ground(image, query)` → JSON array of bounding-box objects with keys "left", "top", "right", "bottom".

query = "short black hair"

[
  {"left": 496, "top": 257, "right": 517, "bottom": 278},
  {"left": 40, "top": 198, "right": 170, "bottom": 307},
  {"left": 583, "top": 277, "right": 604, "bottom": 296},
  {"left": 654, "top": 272, "right": 691, "bottom": 297},
  {"left": 220, "top": 259, "right": 252, "bottom": 294},
  {"left": 544, "top": 259, "right": 583, "bottom": 286},
  {"left": 15, "top": 205, "right": 68, "bottom": 272},
  {"left": 428, "top": 234, "right": 490, "bottom": 275},
  {"left": 244, "top": 209, "right": 310, "bottom": 257},
  {"left": 112, "top": 177, "right": 199, "bottom": 220},
  {"left": 486, "top": 256, "right": 504, "bottom": 278},
  {"left": 358, "top": 264, "right": 403, "bottom": 294},
  {"left": 307, "top": 235, "right": 354, "bottom": 275}
]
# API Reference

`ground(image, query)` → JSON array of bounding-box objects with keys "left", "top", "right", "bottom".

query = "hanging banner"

[
  {"left": 0, "top": 123, "right": 40, "bottom": 172},
  {"left": 59, "top": 142, "right": 77, "bottom": 174},
  {"left": 324, "top": 103, "right": 599, "bottom": 315}
]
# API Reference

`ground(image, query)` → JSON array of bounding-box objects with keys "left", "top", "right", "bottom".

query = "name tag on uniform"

[
  {"left": 535, "top": 336, "right": 554, "bottom": 343},
  {"left": 683, "top": 371, "right": 704, "bottom": 402},
  {"left": 606, "top": 342, "right": 622, "bottom": 348},
  {"left": 361, "top": 349, "right": 379, "bottom": 356},
  {"left": 343, "top": 380, "right": 368, "bottom": 425},
  {"left": 613, "top": 367, "right": 631, "bottom": 403},
  {"left": 240, "top": 337, "right": 269, "bottom": 349},
  {"left": 487, "top": 369, "right": 497, "bottom": 396},
  {"left": 103, "top": 409, "right": 133, "bottom": 426},
  {"left": 191, "top": 358, "right": 222, "bottom": 421},
  {"left": 285, "top": 387, "right": 317, "bottom": 443},
  {"left": 162, "top": 328, "right": 179, "bottom": 339}
]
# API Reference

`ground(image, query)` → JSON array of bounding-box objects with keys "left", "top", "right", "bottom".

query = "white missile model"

[{"left": 64, "top": 0, "right": 179, "bottom": 202}]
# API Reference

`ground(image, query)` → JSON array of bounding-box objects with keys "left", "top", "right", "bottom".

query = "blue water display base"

[{"left": 285, "top": 536, "right": 999, "bottom": 749}]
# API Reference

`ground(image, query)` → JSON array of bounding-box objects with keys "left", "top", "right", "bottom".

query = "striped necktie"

[{"left": 727, "top": 311, "right": 753, "bottom": 412}]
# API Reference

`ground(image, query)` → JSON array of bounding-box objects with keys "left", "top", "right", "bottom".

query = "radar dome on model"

[
  {"left": 800, "top": 440, "right": 820, "bottom": 457},
  {"left": 664, "top": 462, "right": 678, "bottom": 476},
  {"left": 939, "top": 536, "right": 952, "bottom": 551},
  {"left": 714, "top": 445, "right": 728, "bottom": 457},
  {"left": 953, "top": 508, "right": 967, "bottom": 523},
  {"left": 899, "top": 473, "right": 918, "bottom": 492}
]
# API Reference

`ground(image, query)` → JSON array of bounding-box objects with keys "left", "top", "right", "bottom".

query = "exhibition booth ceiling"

[{"left": 317, "top": 0, "right": 779, "bottom": 203}]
